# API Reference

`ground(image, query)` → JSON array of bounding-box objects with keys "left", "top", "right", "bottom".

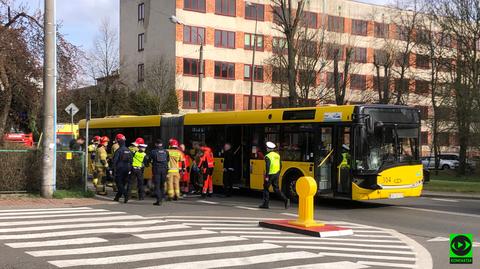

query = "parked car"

[{"left": 421, "top": 154, "right": 475, "bottom": 171}]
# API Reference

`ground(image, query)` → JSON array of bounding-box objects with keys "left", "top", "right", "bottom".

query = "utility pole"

[
  {"left": 248, "top": 2, "right": 258, "bottom": 110},
  {"left": 84, "top": 100, "right": 91, "bottom": 192},
  {"left": 198, "top": 43, "right": 204, "bottom": 113},
  {"left": 41, "top": 0, "right": 57, "bottom": 198}
]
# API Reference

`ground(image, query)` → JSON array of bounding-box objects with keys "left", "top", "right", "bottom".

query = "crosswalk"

[{"left": 0, "top": 206, "right": 427, "bottom": 268}]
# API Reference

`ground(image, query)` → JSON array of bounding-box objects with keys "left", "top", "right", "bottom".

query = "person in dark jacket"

[
  {"left": 222, "top": 143, "right": 235, "bottom": 197},
  {"left": 149, "top": 139, "right": 169, "bottom": 206},
  {"left": 112, "top": 134, "right": 133, "bottom": 203}
]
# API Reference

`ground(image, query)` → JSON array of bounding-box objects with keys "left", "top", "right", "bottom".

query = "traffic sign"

[{"left": 65, "top": 103, "right": 79, "bottom": 116}]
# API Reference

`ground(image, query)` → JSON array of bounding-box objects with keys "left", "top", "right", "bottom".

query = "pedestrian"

[
  {"left": 259, "top": 141, "right": 290, "bottom": 209},
  {"left": 113, "top": 134, "right": 133, "bottom": 203},
  {"left": 179, "top": 144, "right": 191, "bottom": 195},
  {"left": 167, "top": 138, "right": 184, "bottom": 201},
  {"left": 222, "top": 143, "right": 235, "bottom": 197},
  {"left": 149, "top": 139, "right": 169, "bottom": 206},
  {"left": 69, "top": 136, "right": 85, "bottom": 151},
  {"left": 199, "top": 143, "right": 214, "bottom": 198},
  {"left": 131, "top": 141, "right": 148, "bottom": 200},
  {"left": 94, "top": 136, "right": 109, "bottom": 195}
]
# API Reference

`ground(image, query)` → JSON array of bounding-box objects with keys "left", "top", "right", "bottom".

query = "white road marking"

[
  {"left": 0, "top": 207, "right": 93, "bottom": 213},
  {"left": 151, "top": 215, "right": 282, "bottom": 220},
  {"left": 164, "top": 218, "right": 258, "bottom": 223},
  {"left": 317, "top": 252, "right": 417, "bottom": 261},
  {"left": 0, "top": 209, "right": 107, "bottom": 216},
  {"left": 134, "top": 251, "right": 320, "bottom": 269},
  {"left": 0, "top": 215, "right": 145, "bottom": 227},
  {"left": 390, "top": 227, "right": 433, "bottom": 269},
  {"left": 48, "top": 243, "right": 281, "bottom": 267},
  {"left": 182, "top": 223, "right": 258, "bottom": 227},
  {"left": 197, "top": 200, "right": 219, "bottom": 205},
  {"left": 352, "top": 230, "right": 392, "bottom": 234},
  {"left": 262, "top": 240, "right": 411, "bottom": 249},
  {"left": 353, "top": 234, "right": 395, "bottom": 238},
  {"left": 281, "top": 213, "right": 298, "bottom": 217},
  {"left": 134, "top": 229, "right": 216, "bottom": 239},
  {"left": 27, "top": 236, "right": 247, "bottom": 257},
  {"left": 427, "top": 237, "right": 449, "bottom": 242},
  {"left": 220, "top": 231, "right": 283, "bottom": 235},
  {"left": 397, "top": 206, "right": 480, "bottom": 218},
  {"left": 201, "top": 227, "right": 264, "bottom": 230},
  {"left": 240, "top": 235, "right": 404, "bottom": 243},
  {"left": 357, "top": 260, "right": 417, "bottom": 268},
  {"left": 6, "top": 237, "right": 108, "bottom": 248},
  {"left": 0, "top": 224, "right": 189, "bottom": 240},
  {"left": 274, "top": 261, "right": 368, "bottom": 269},
  {"left": 234, "top": 206, "right": 261, "bottom": 211},
  {"left": 0, "top": 211, "right": 124, "bottom": 220},
  {"left": 0, "top": 220, "right": 166, "bottom": 233},
  {"left": 286, "top": 245, "right": 415, "bottom": 255},
  {"left": 431, "top": 198, "right": 459, "bottom": 203}
]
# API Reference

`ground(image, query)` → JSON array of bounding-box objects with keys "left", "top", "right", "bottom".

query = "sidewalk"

[
  {"left": 421, "top": 190, "right": 480, "bottom": 200},
  {"left": 0, "top": 196, "right": 112, "bottom": 208}
]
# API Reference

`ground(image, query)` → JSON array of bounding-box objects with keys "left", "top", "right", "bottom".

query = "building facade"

[{"left": 119, "top": 0, "right": 460, "bottom": 154}]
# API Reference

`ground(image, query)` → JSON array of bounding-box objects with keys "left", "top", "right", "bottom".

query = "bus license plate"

[{"left": 389, "top": 193, "right": 404, "bottom": 199}]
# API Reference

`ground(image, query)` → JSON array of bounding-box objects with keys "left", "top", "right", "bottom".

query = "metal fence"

[{"left": 0, "top": 149, "right": 85, "bottom": 193}]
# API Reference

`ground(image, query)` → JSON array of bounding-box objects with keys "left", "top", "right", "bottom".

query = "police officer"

[
  {"left": 223, "top": 143, "right": 235, "bottom": 197},
  {"left": 259, "top": 141, "right": 290, "bottom": 209},
  {"left": 149, "top": 139, "right": 169, "bottom": 206},
  {"left": 113, "top": 134, "right": 133, "bottom": 203},
  {"left": 132, "top": 142, "right": 148, "bottom": 200}
]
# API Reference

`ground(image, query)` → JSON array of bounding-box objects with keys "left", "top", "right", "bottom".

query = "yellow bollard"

[{"left": 289, "top": 176, "right": 324, "bottom": 228}]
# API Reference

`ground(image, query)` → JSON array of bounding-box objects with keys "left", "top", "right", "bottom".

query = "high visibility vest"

[
  {"left": 132, "top": 151, "right": 146, "bottom": 168},
  {"left": 167, "top": 149, "right": 184, "bottom": 173},
  {"left": 129, "top": 146, "right": 139, "bottom": 153},
  {"left": 339, "top": 153, "right": 350, "bottom": 169},
  {"left": 265, "top": 151, "right": 281, "bottom": 175}
]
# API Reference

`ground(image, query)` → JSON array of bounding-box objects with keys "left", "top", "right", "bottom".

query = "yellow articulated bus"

[{"left": 78, "top": 104, "right": 424, "bottom": 201}]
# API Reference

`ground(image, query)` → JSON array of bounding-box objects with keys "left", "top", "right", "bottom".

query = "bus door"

[
  {"left": 315, "top": 127, "right": 333, "bottom": 193},
  {"left": 225, "top": 125, "right": 243, "bottom": 187},
  {"left": 246, "top": 126, "right": 267, "bottom": 190},
  {"left": 333, "top": 126, "right": 351, "bottom": 195}
]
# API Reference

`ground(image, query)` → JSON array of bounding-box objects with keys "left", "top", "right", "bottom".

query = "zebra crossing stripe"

[
  {"left": 201, "top": 227, "right": 264, "bottom": 230},
  {"left": 134, "top": 251, "right": 320, "bottom": 269},
  {"left": 0, "top": 215, "right": 145, "bottom": 227},
  {"left": 48, "top": 243, "right": 281, "bottom": 267},
  {"left": 0, "top": 207, "right": 93, "bottom": 213},
  {"left": 134, "top": 229, "right": 216, "bottom": 239},
  {"left": 316, "top": 252, "right": 417, "bottom": 261},
  {"left": 164, "top": 219, "right": 258, "bottom": 223},
  {"left": 262, "top": 240, "right": 411, "bottom": 249},
  {"left": 220, "top": 231, "right": 283, "bottom": 235},
  {"left": 0, "top": 211, "right": 125, "bottom": 220},
  {"left": 6, "top": 237, "right": 108, "bottom": 248},
  {"left": 0, "top": 224, "right": 189, "bottom": 240},
  {"left": 0, "top": 209, "right": 107, "bottom": 216},
  {"left": 183, "top": 223, "right": 258, "bottom": 227},
  {"left": 240, "top": 235, "right": 404, "bottom": 243},
  {"left": 274, "top": 261, "right": 369, "bottom": 269},
  {"left": 27, "top": 236, "right": 247, "bottom": 257},
  {"left": 156, "top": 216, "right": 282, "bottom": 220},
  {"left": 0, "top": 220, "right": 166, "bottom": 233},
  {"left": 357, "top": 260, "right": 417, "bottom": 268},
  {"left": 286, "top": 245, "right": 415, "bottom": 255}
]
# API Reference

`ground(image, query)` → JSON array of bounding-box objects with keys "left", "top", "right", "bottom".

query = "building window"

[
  {"left": 326, "top": 44, "right": 344, "bottom": 60},
  {"left": 351, "top": 19, "right": 367, "bottom": 36},
  {"left": 272, "top": 67, "right": 288, "bottom": 84},
  {"left": 328, "top": 15, "right": 344, "bottom": 33},
  {"left": 415, "top": 80, "right": 430, "bottom": 94},
  {"left": 183, "top": 26, "right": 205, "bottom": 45},
  {"left": 352, "top": 47, "right": 367, "bottom": 63},
  {"left": 416, "top": 54, "right": 430, "bottom": 69},
  {"left": 437, "top": 132, "right": 450, "bottom": 146},
  {"left": 183, "top": 91, "right": 205, "bottom": 109},
  {"left": 214, "top": 30, "right": 235, "bottom": 48},
  {"left": 184, "top": 0, "right": 206, "bottom": 12},
  {"left": 137, "top": 63, "right": 144, "bottom": 82},
  {"left": 303, "top": 11, "right": 317, "bottom": 28},
  {"left": 138, "top": 3, "right": 145, "bottom": 22},
  {"left": 243, "top": 95, "right": 263, "bottom": 110},
  {"left": 245, "top": 3, "right": 264, "bottom": 21},
  {"left": 396, "top": 25, "right": 410, "bottom": 41},
  {"left": 374, "top": 22, "right": 389, "bottom": 38},
  {"left": 244, "top": 65, "right": 264, "bottom": 82},
  {"left": 183, "top": 58, "right": 204, "bottom": 76},
  {"left": 215, "top": 0, "right": 235, "bottom": 16},
  {"left": 244, "top": 33, "right": 263, "bottom": 50},
  {"left": 272, "top": 37, "right": 288, "bottom": 54},
  {"left": 214, "top": 61, "right": 235, "bottom": 79},
  {"left": 299, "top": 70, "right": 316, "bottom": 86},
  {"left": 350, "top": 74, "right": 366, "bottom": 90},
  {"left": 138, "top": 33, "right": 145, "bottom": 51},
  {"left": 326, "top": 72, "right": 344, "bottom": 88},
  {"left": 214, "top": 93, "right": 235, "bottom": 111},
  {"left": 421, "top": 131, "right": 429, "bottom": 145}
]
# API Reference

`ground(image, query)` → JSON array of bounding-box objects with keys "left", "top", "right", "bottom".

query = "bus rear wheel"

[{"left": 283, "top": 170, "right": 302, "bottom": 202}]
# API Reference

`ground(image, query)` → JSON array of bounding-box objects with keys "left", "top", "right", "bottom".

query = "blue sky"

[{"left": 24, "top": 0, "right": 386, "bottom": 51}]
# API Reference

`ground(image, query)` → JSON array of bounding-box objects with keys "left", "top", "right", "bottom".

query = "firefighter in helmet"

[
  {"left": 167, "top": 138, "right": 184, "bottom": 200},
  {"left": 94, "top": 136, "right": 109, "bottom": 195}
]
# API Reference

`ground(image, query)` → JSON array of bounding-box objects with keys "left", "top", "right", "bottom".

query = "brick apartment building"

[{"left": 119, "top": 0, "right": 462, "bottom": 155}]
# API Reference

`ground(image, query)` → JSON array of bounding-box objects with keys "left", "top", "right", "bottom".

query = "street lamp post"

[
  {"left": 247, "top": 2, "right": 258, "bottom": 110},
  {"left": 170, "top": 15, "right": 203, "bottom": 112}
]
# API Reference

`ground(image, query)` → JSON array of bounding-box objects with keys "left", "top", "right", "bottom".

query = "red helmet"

[
  {"left": 100, "top": 136, "right": 110, "bottom": 144},
  {"left": 93, "top": 135, "right": 101, "bottom": 142},
  {"left": 134, "top": 138, "right": 145, "bottom": 146},
  {"left": 169, "top": 138, "right": 179, "bottom": 148},
  {"left": 115, "top": 133, "right": 126, "bottom": 141}
]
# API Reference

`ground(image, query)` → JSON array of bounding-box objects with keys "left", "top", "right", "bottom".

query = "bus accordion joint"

[{"left": 318, "top": 149, "right": 334, "bottom": 167}]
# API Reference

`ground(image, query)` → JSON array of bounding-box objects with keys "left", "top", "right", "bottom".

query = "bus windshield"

[{"left": 355, "top": 125, "right": 419, "bottom": 172}]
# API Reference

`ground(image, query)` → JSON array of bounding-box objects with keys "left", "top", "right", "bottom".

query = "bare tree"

[
  {"left": 142, "top": 56, "right": 176, "bottom": 112},
  {"left": 88, "top": 18, "right": 119, "bottom": 117},
  {"left": 373, "top": 45, "right": 394, "bottom": 104}
]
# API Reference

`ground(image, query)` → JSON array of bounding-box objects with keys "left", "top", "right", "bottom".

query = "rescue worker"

[
  {"left": 167, "top": 138, "right": 184, "bottom": 201},
  {"left": 113, "top": 134, "right": 133, "bottom": 203},
  {"left": 259, "top": 141, "right": 290, "bottom": 209},
  {"left": 179, "top": 144, "right": 191, "bottom": 195},
  {"left": 222, "top": 143, "right": 235, "bottom": 197},
  {"left": 130, "top": 138, "right": 143, "bottom": 153},
  {"left": 337, "top": 144, "right": 351, "bottom": 192},
  {"left": 94, "top": 136, "right": 109, "bottom": 195},
  {"left": 88, "top": 136, "right": 100, "bottom": 175},
  {"left": 132, "top": 142, "right": 148, "bottom": 200},
  {"left": 111, "top": 139, "right": 120, "bottom": 155},
  {"left": 198, "top": 143, "right": 214, "bottom": 198},
  {"left": 149, "top": 139, "right": 169, "bottom": 206}
]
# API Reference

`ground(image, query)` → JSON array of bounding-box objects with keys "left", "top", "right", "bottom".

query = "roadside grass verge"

[
  {"left": 53, "top": 189, "right": 95, "bottom": 199},
  {"left": 424, "top": 180, "right": 480, "bottom": 193}
]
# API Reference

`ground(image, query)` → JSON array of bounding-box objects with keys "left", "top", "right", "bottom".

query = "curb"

[{"left": 421, "top": 192, "right": 480, "bottom": 200}]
